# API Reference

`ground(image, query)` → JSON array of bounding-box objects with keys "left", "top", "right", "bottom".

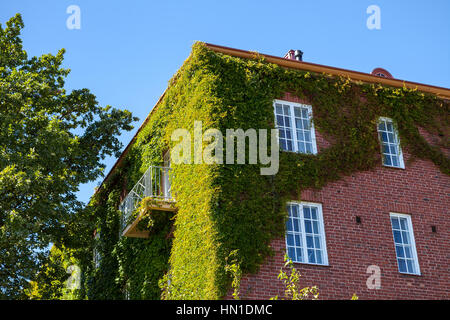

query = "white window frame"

[
  {"left": 389, "top": 213, "right": 421, "bottom": 275},
  {"left": 124, "top": 281, "right": 131, "bottom": 300},
  {"left": 93, "top": 232, "right": 101, "bottom": 269},
  {"left": 163, "top": 150, "right": 171, "bottom": 198},
  {"left": 377, "top": 117, "right": 405, "bottom": 169},
  {"left": 274, "top": 100, "right": 318, "bottom": 155},
  {"left": 285, "top": 201, "right": 329, "bottom": 266}
]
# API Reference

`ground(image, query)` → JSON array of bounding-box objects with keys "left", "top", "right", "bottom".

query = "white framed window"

[
  {"left": 124, "top": 282, "right": 131, "bottom": 300},
  {"left": 285, "top": 202, "right": 328, "bottom": 265},
  {"left": 389, "top": 213, "right": 420, "bottom": 275},
  {"left": 274, "top": 100, "right": 317, "bottom": 154},
  {"left": 163, "top": 150, "right": 171, "bottom": 199},
  {"left": 93, "top": 248, "right": 101, "bottom": 269},
  {"left": 377, "top": 117, "right": 404, "bottom": 169},
  {"left": 93, "top": 231, "right": 101, "bottom": 269}
]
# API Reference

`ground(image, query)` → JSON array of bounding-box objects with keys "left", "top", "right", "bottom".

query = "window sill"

[
  {"left": 281, "top": 149, "right": 318, "bottom": 156},
  {"left": 292, "top": 262, "right": 330, "bottom": 268},
  {"left": 382, "top": 164, "right": 405, "bottom": 170},
  {"left": 398, "top": 272, "right": 422, "bottom": 277}
]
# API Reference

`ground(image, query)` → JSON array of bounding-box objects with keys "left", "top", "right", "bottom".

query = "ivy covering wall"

[{"left": 72, "top": 42, "right": 448, "bottom": 300}]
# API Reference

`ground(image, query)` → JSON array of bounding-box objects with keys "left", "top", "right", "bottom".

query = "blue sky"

[{"left": 1, "top": 0, "right": 449, "bottom": 204}]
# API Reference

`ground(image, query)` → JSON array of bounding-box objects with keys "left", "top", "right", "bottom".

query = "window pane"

[
  {"left": 295, "top": 234, "right": 302, "bottom": 247},
  {"left": 398, "top": 258, "right": 407, "bottom": 273},
  {"left": 304, "top": 131, "right": 311, "bottom": 142},
  {"left": 311, "top": 208, "right": 317, "bottom": 220},
  {"left": 395, "top": 245, "right": 404, "bottom": 258},
  {"left": 286, "top": 140, "right": 293, "bottom": 151},
  {"left": 312, "top": 221, "right": 319, "bottom": 233},
  {"left": 307, "top": 249, "right": 316, "bottom": 263},
  {"left": 384, "top": 155, "right": 392, "bottom": 166},
  {"left": 276, "top": 115, "right": 284, "bottom": 126},
  {"left": 393, "top": 230, "right": 402, "bottom": 243},
  {"left": 404, "top": 246, "right": 412, "bottom": 258},
  {"left": 288, "top": 246, "right": 296, "bottom": 261},
  {"left": 400, "top": 218, "right": 407, "bottom": 230},
  {"left": 285, "top": 128, "right": 292, "bottom": 139},
  {"left": 305, "top": 220, "right": 312, "bottom": 233},
  {"left": 292, "top": 218, "right": 299, "bottom": 232},
  {"left": 315, "top": 250, "right": 322, "bottom": 264},
  {"left": 306, "top": 235, "right": 314, "bottom": 248},
  {"left": 298, "top": 142, "right": 305, "bottom": 153},
  {"left": 303, "top": 207, "right": 311, "bottom": 219},
  {"left": 388, "top": 133, "right": 394, "bottom": 143},
  {"left": 296, "top": 248, "right": 303, "bottom": 262},
  {"left": 390, "top": 145, "right": 397, "bottom": 155},
  {"left": 286, "top": 219, "right": 292, "bottom": 231},
  {"left": 391, "top": 156, "right": 399, "bottom": 167},
  {"left": 314, "top": 236, "right": 321, "bottom": 249},
  {"left": 303, "top": 119, "right": 309, "bottom": 130},
  {"left": 402, "top": 231, "right": 410, "bottom": 244},
  {"left": 386, "top": 122, "right": 393, "bottom": 132},
  {"left": 291, "top": 205, "right": 299, "bottom": 217},
  {"left": 275, "top": 104, "right": 282, "bottom": 114},
  {"left": 305, "top": 143, "right": 312, "bottom": 153},
  {"left": 301, "top": 108, "right": 308, "bottom": 119},
  {"left": 391, "top": 217, "right": 400, "bottom": 229},
  {"left": 287, "top": 233, "right": 294, "bottom": 245},
  {"left": 406, "top": 259, "right": 414, "bottom": 273}
]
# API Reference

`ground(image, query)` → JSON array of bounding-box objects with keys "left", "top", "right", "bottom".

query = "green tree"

[
  {"left": 0, "top": 13, "right": 137, "bottom": 299},
  {"left": 24, "top": 244, "right": 80, "bottom": 300}
]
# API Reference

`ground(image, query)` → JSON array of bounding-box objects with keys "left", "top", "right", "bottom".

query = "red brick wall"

[{"left": 226, "top": 94, "right": 450, "bottom": 300}]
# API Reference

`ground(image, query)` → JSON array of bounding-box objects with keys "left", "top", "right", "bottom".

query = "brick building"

[
  {"left": 92, "top": 43, "right": 449, "bottom": 300},
  {"left": 235, "top": 92, "right": 449, "bottom": 299}
]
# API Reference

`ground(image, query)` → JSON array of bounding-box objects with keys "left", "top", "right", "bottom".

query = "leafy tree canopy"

[
  {"left": 24, "top": 244, "right": 79, "bottom": 300},
  {"left": 0, "top": 13, "right": 138, "bottom": 299}
]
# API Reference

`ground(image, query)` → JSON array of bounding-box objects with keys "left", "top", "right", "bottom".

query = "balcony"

[{"left": 119, "top": 166, "right": 175, "bottom": 238}]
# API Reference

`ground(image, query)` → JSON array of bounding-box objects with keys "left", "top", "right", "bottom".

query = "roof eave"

[{"left": 205, "top": 43, "right": 450, "bottom": 100}]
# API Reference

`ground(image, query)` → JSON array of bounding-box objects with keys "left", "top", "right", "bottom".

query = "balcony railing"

[{"left": 119, "top": 166, "right": 172, "bottom": 235}]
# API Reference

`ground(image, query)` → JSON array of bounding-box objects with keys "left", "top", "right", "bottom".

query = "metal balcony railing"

[{"left": 119, "top": 166, "right": 172, "bottom": 232}]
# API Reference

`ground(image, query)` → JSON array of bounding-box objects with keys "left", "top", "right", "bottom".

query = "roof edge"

[{"left": 205, "top": 43, "right": 450, "bottom": 99}]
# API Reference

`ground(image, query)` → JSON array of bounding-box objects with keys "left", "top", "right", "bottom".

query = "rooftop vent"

[{"left": 284, "top": 49, "right": 303, "bottom": 61}]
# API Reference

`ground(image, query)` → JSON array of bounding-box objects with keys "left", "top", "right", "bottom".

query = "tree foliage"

[
  {"left": 271, "top": 255, "right": 319, "bottom": 300},
  {"left": 24, "top": 244, "right": 80, "bottom": 300},
  {"left": 0, "top": 14, "right": 137, "bottom": 299}
]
